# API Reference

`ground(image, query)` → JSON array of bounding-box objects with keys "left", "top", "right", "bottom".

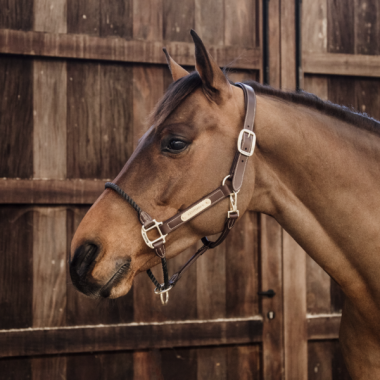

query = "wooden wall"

[{"left": 0, "top": 1, "right": 265, "bottom": 379}]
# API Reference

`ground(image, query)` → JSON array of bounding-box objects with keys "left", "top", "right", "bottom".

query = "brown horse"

[{"left": 70, "top": 30, "right": 380, "bottom": 378}]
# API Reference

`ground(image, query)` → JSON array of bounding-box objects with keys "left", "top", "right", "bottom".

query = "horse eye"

[{"left": 167, "top": 139, "right": 187, "bottom": 151}]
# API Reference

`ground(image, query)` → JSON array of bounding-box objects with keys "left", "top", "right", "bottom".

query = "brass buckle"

[
  {"left": 141, "top": 220, "right": 167, "bottom": 249},
  {"left": 154, "top": 284, "right": 173, "bottom": 305},
  {"left": 237, "top": 129, "right": 256, "bottom": 157}
]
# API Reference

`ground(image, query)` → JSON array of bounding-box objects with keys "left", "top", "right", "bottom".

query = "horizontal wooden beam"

[
  {"left": 0, "top": 317, "right": 262, "bottom": 358},
  {"left": 307, "top": 314, "right": 341, "bottom": 340},
  {"left": 303, "top": 52, "right": 380, "bottom": 78},
  {"left": 0, "top": 29, "right": 261, "bottom": 70},
  {"left": 0, "top": 179, "right": 104, "bottom": 204}
]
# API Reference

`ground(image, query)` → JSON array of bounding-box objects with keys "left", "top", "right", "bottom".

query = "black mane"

[{"left": 151, "top": 70, "right": 380, "bottom": 136}]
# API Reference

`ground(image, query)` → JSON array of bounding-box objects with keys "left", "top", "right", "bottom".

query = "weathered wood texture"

[
  {"left": 307, "top": 315, "right": 341, "bottom": 340},
  {"left": 34, "top": 0, "right": 67, "bottom": 33}
]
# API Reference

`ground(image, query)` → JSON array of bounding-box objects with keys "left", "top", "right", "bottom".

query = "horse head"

[{"left": 69, "top": 30, "right": 257, "bottom": 299}]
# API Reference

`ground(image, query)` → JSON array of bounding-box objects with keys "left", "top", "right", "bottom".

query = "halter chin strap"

[{"left": 105, "top": 83, "right": 257, "bottom": 305}]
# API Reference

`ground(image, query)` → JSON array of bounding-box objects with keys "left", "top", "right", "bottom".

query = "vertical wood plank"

[
  {"left": 328, "top": 76, "right": 356, "bottom": 110},
  {"left": 133, "top": 0, "right": 163, "bottom": 40},
  {"left": 67, "top": 0, "right": 100, "bottom": 35},
  {"left": 331, "top": 340, "right": 352, "bottom": 380},
  {"left": 163, "top": 0, "right": 194, "bottom": 42},
  {"left": 67, "top": 61, "right": 101, "bottom": 179},
  {"left": 0, "top": 0, "right": 33, "bottom": 30},
  {"left": 225, "top": 0, "right": 256, "bottom": 47},
  {"left": 33, "top": 208, "right": 67, "bottom": 327},
  {"left": 0, "top": 207, "right": 33, "bottom": 329},
  {"left": 197, "top": 241, "right": 226, "bottom": 319},
  {"left": 327, "top": 0, "right": 354, "bottom": 54},
  {"left": 33, "top": 60, "right": 67, "bottom": 179},
  {"left": 226, "top": 212, "right": 259, "bottom": 318},
  {"left": 100, "top": 0, "right": 133, "bottom": 38},
  {"left": 66, "top": 352, "right": 102, "bottom": 380},
  {"left": 227, "top": 345, "right": 261, "bottom": 380},
  {"left": 100, "top": 63, "right": 134, "bottom": 179},
  {"left": 330, "top": 278, "right": 345, "bottom": 314},
  {"left": 280, "top": 0, "right": 296, "bottom": 90},
  {"left": 197, "top": 347, "right": 226, "bottom": 380},
  {"left": 303, "top": 75, "right": 328, "bottom": 100},
  {"left": 354, "top": 0, "right": 379, "bottom": 55},
  {"left": 302, "top": 0, "right": 327, "bottom": 53},
  {"left": 227, "top": 70, "right": 259, "bottom": 84},
  {"left": 66, "top": 207, "right": 134, "bottom": 326},
  {"left": 306, "top": 255, "right": 331, "bottom": 314},
  {"left": 160, "top": 348, "right": 196, "bottom": 380},
  {"left": 134, "top": 350, "right": 164, "bottom": 380},
  {"left": 283, "top": 230, "right": 307, "bottom": 380},
  {"left": 31, "top": 356, "right": 66, "bottom": 380},
  {"left": 308, "top": 341, "right": 333, "bottom": 380},
  {"left": 268, "top": 0, "right": 281, "bottom": 88},
  {"left": 260, "top": 214, "right": 284, "bottom": 380},
  {"left": 0, "top": 357, "right": 31, "bottom": 379},
  {"left": 194, "top": 0, "right": 224, "bottom": 46},
  {"left": 132, "top": 65, "right": 164, "bottom": 149},
  {"left": 0, "top": 56, "right": 33, "bottom": 178},
  {"left": 355, "top": 77, "right": 380, "bottom": 121},
  {"left": 34, "top": 0, "right": 67, "bottom": 33}
]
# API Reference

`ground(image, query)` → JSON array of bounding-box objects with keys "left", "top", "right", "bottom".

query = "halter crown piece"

[{"left": 105, "top": 83, "right": 257, "bottom": 305}]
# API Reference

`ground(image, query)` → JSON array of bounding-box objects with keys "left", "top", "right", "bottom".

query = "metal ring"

[
  {"left": 222, "top": 175, "right": 231, "bottom": 186},
  {"left": 154, "top": 284, "right": 173, "bottom": 295}
]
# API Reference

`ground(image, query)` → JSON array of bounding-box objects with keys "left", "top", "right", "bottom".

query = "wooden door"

[{"left": 0, "top": 1, "right": 287, "bottom": 379}]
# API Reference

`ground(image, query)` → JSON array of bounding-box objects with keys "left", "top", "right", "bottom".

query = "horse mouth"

[{"left": 99, "top": 260, "right": 131, "bottom": 298}]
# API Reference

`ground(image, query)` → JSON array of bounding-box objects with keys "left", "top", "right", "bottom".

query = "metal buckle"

[
  {"left": 237, "top": 129, "right": 256, "bottom": 157},
  {"left": 228, "top": 192, "right": 239, "bottom": 218},
  {"left": 154, "top": 284, "right": 173, "bottom": 305},
  {"left": 141, "top": 220, "right": 167, "bottom": 249}
]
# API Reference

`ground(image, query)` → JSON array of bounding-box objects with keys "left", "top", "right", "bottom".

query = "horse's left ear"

[
  {"left": 190, "top": 29, "right": 230, "bottom": 100},
  {"left": 163, "top": 48, "right": 189, "bottom": 82}
]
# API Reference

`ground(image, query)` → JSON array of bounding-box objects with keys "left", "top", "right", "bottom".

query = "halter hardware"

[
  {"left": 237, "top": 129, "right": 256, "bottom": 157},
  {"left": 105, "top": 83, "right": 256, "bottom": 306},
  {"left": 141, "top": 219, "right": 167, "bottom": 249}
]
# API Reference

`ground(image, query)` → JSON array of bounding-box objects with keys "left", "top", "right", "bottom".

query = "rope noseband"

[{"left": 105, "top": 83, "right": 257, "bottom": 304}]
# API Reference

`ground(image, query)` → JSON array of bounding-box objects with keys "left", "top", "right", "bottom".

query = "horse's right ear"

[{"left": 163, "top": 48, "right": 189, "bottom": 82}]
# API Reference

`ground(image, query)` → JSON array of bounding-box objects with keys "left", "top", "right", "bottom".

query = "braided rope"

[{"left": 105, "top": 182, "right": 142, "bottom": 215}]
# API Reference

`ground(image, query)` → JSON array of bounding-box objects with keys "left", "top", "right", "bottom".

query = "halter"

[{"left": 105, "top": 83, "right": 257, "bottom": 304}]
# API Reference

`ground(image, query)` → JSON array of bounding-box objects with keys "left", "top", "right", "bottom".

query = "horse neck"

[{"left": 251, "top": 95, "right": 380, "bottom": 302}]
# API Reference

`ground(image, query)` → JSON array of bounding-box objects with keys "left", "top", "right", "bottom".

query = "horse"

[{"left": 69, "top": 30, "right": 380, "bottom": 378}]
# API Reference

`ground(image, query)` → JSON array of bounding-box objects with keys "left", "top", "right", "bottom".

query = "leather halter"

[{"left": 105, "top": 83, "right": 257, "bottom": 304}]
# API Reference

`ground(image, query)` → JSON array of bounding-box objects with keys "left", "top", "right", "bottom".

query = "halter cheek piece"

[{"left": 105, "top": 83, "right": 257, "bottom": 305}]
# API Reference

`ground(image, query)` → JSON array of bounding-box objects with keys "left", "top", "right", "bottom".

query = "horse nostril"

[{"left": 71, "top": 243, "right": 99, "bottom": 278}]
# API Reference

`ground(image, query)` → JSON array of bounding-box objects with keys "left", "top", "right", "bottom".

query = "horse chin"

[{"left": 100, "top": 274, "right": 133, "bottom": 299}]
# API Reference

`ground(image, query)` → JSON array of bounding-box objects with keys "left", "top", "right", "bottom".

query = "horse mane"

[{"left": 151, "top": 70, "right": 380, "bottom": 136}]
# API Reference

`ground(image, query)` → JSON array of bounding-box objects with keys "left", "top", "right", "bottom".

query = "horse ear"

[
  {"left": 163, "top": 48, "right": 189, "bottom": 82},
  {"left": 190, "top": 29, "right": 230, "bottom": 99}
]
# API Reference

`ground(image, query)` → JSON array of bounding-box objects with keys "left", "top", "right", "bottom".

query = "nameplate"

[{"left": 181, "top": 199, "right": 211, "bottom": 222}]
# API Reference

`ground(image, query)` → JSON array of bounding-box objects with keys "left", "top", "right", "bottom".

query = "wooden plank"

[
  {"left": 0, "top": 56, "right": 33, "bottom": 178},
  {"left": 67, "top": 61, "right": 101, "bottom": 178},
  {"left": 134, "top": 350, "right": 164, "bottom": 380},
  {"left": 302, "top": 0, "right": 327, "bottom": 53},
  {"left": 225, "top": 0, "right": 256, "bottom": 48},
  {"left": 331, "top": 340, "right": 352, "bottom": 379},
  {"left": 280, "top": 0, "right": 296, "bottom": 90},
  {"left": 225, "top": 212, "right": 259, "bottom": 318},
  {"left": 268, "top": 0, "right": 281, "bottom": 88},
  {"left": 0, "top": 357, "right": 31, "bottom": 379},
  {"left": 0, "top": 179, "right": 104, "bottom": 204},
  {"left": 308, "top": 341, "right": 333, "bottom": 380},
  {"left": 132, "top": 0, "right": 163, "bottom": 41},
  {"left": 67, "top": 0, "right": 100, "bottom": 36},
  {"left": 66, "top": 207, "right": 134, "bottom": 326},
  {"left": 163, "top": 0, "right": 194, "bottom": 43},
  {"left": 0, "top": 29, "right": 262, "bottom": 69},
  {"left": 283, "top": 231, "right": 307, "bottom": 380},
  {"left": 354, "top": 0, "right": 379, "bottom": 55},
  {"left": 100, "top": 63, "right": 134, "bottom": 179},
  {"left": 33, "top": 208, "right": 67, "bottom": 327},
  {"left": 197, "top": 346, "right": 226, "bottom": 380},
  {"left": 100, "top": 0, "right": 133, "bottom": 38},
  {"left": 33, "top": 59, "right": 67, "bottom": 179},
  {"left": 227, "top": 344, "right": 261, "bottom": 380},
  {"left": 307, "top": 315, "right": 341, "bottom": 340},
  {"left": 227, "top": 69, "right": 258, "bottom": 83},
  {"left": 34, "top": 0, "right": 67, "bottom": 33},
  {"left": 0, "top": 0, "right": 33, "bottom": 30},
  {"left": 0, "top": 317, "right": 263, "bottom": 358},
  {"left": 327, "top": 0, "right": 354, "bottom": 54},
  {"left": 0, "top": 207, "right": 33, "bottom": 330},
  {"left": 31, "top": 356, "right": 66, "bottom": 380},
  {"left": 330, "top": 279, "right": 345, "bottom": 314},
  {"left": 194, "top": 0, "right": 224, "bottom": 46},
  {"left": 327, "top": 76, "right": 356, "bottom": 110},
  {"left": 132, "top": 65, "right": 164, "bottom": 149},
  {"left": 161, "top": 348, "right": 196, "bottom": 380},
  {"left": 306, "top": 255, "right": 331, "bottom": 314},
  {"left": 260, "top": 214, "right": 284, "bottom": 380},
  {"left": 303, "top": 52, "right": 380, "bottom": 77},
  {"left": 303, "top": 75, "right": 328, "bottom": 100},
  {"left": 355, "top": 77, "right": 380, "bottom": 121}
]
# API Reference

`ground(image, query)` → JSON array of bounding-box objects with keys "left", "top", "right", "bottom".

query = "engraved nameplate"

[{"left": 181, "top": 199, "right": 211, "bottom": 222}]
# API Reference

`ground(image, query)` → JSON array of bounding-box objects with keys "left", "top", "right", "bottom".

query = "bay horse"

[{"left": 70, "top": 30, "right": 380, "bottom": 378}]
